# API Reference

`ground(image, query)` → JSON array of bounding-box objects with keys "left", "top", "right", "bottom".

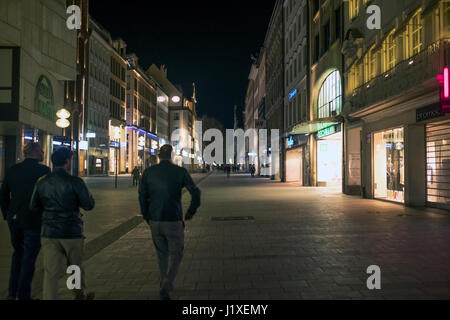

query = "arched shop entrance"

[{"left": 316, "top": 70, "right": 343, "bottom": 187}]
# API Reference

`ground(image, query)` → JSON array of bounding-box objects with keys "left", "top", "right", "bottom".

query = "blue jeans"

[{"left": 8, "top": 220, "right": 41, "bottom": 300}]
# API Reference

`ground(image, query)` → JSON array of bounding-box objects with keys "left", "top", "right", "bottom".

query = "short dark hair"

[
  {"left": 51, "top": 148, "right": 72, "bottom": 167},
  {"left": 23, "top": 142, "right": 42, "bottom": 158},
  {"left": 159, "top": 144, "right": 173, "bottom": 160}
]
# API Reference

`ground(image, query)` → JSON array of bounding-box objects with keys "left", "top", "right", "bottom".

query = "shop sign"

[
  {"left": 318, "top": 125, "right": 337, "bottom": 138},
  {"left": 35, "top": 75, "right": 56, "bottom": 121},
  {"left": 288, "top": 89, "right": 297, "bottom": 100},
  {"left": 416, "top": 103, "right": 443, "bottom": 122}
]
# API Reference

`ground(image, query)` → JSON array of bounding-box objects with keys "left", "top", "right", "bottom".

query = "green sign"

[
  {"left": 318, "top": 125, "right": 336, "bottom": 138},
  {"left": 35, "top": 75, "right": 56, "bottom": 121}
]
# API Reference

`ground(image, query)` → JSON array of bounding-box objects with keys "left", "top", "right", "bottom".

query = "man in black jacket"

[
  {"left": 139, "top": 144, "right": 201, "bottom": 300},
  {"left": 0, "top": 142, "right": 50, "bottom": 300},
  {"left": 30, "top": 148, "right": 95, "bottom": 300}
]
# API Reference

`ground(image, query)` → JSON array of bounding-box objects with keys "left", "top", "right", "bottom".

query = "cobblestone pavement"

[
  {"left": 0, "top": 173, "right": 207, "bottom": 297},
  {"left": 46, "top": 173, "right": 450, "bottom": 300}
]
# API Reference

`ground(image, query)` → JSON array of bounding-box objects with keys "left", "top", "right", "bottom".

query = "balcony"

[{"left": 347, "top": 39, "right": 450, "bottom": 114}]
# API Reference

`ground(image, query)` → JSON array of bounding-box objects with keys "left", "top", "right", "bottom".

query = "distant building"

[
  {"left": 264, "top": 0, "right": 285, "bottom": 181},
  {"left": 126, "top": 54, "right": 158, "bottom": 171}
]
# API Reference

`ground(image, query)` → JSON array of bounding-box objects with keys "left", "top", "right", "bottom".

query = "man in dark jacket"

[
  {"left": 30, "top": 148, "right": 95, "bottom": 300},
  {"left": 139, "top": 144, "right": 201, "bottom": 300},
  {"left": 0, "top": 142, "right": 50, "bottom": 300}
]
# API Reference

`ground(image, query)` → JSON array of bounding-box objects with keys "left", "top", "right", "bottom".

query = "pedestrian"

[
  {"left": 132, "top": 166, "right": 140, "bottom": 186},
  {"left": 226, "top": 165, "right": 231, "bottom": 178},
  {"left": 0, "top": 142, "right": 50, "bottom": 300},
  {"left": 139, "top": 144, "right": 201, "bottom": 300},
  {"left": 250, "top": 164, "right": 256, "bottom": 177},
  {"left": 30, "top": 148, "right": 95, "bottom": 300}
]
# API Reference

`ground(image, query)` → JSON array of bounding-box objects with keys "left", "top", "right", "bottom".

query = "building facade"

[
  {"left": 108, "top": 38, "right": 127, "bottom": 175},
  {"left": 283, "top": 0, "right": 310, "bottom": 185},
  {"left": 126, "top": 54, "right": 158, "bottom": 171},
  {"left": 0, "top": 0, "right": 77, "bottom": 180},
  {"left": 85, "top": 17, "right": 110, "bottom": 176},
  {"left": 264, "top": 0, "right": 285, "bottom": 181},
  {"left": 343, "top": 0, "right": 450, "bottom": 208}
]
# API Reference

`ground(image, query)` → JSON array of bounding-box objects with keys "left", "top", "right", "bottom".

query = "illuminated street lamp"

[
  {"left": 171, "top": 96, "right": 181, "bottom": 103},
  {"left": 56, "top": 108, "right": 71, "bottom": 130},
  {"left": 157, "top": 96, "right": 166, "bottom": 103}
]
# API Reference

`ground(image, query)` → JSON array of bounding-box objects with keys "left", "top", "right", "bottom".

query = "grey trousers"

[
  {"left": 148, "top": 221, "right": 184, "bottom": 294},
  {"left": 41, "top": 238, "right": 86, "bottom": 300}
]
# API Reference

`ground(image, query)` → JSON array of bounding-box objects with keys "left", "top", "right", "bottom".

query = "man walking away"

[
  {"left": 30, "top": 148, "right": 95, "bottom": 300},
  {"left": 139, "top": 144, "right": 201, "bottom": 300},
  {"left": 132, "top": 166, "right": 140, "bottom": 186},
  {"left": 0, "top": 142, "right": 50, "bottom": 300}
]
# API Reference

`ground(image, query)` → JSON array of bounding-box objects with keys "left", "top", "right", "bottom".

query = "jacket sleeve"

[
  {"left": 0, "top": 170, "right": 10, "bottom": 220},
  {"left": 138, "top": 170, "right": 149, "bottom": 220},
  {"left": 74, "top": 178, "right": 95, "bottom": 211},
  {"left": 183, "top": 170, "right": 201, "bottom": 215},
  {"left": 29, "top": 182, "right": 43, "bottom": 215}
]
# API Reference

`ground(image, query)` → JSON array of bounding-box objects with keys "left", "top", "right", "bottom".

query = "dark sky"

[{"left": 90, "top": 0, "right": 275, "bottom": 129}]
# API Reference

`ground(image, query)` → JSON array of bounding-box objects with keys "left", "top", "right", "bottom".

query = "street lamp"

[
  {"left": 56, "top": 108, "right": 71, "bottom": 136},
  {"left": 171, "top": 96, "right": 181, "bottom": 103}
]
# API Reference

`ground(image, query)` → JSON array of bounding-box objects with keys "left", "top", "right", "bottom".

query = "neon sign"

[
  {"left": 438, "top": 67, "right": 450, "bottom": 111},
  {"left": 288, "top": 89, "right": 297, "bottom": 100}
]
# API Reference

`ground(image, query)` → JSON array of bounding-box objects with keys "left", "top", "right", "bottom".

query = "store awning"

[{"left": 290, "top": 117, "right": 341, "bottom": 135}]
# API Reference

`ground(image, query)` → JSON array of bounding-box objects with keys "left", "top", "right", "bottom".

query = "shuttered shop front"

[{"left": 426, "top": 121, "right": 450, "bottom": 209}]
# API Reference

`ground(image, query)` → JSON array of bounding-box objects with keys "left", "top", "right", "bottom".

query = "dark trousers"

[
  {"left": 133, "top": 176, "right": 139, "bottom": 186},
  {"left": 8, "top": 220, "right": 41, "bottom": 300}
]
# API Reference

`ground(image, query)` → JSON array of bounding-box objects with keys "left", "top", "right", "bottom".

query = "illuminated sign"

[
  {"left": 288, "top": 89, "right": 297, "bottom": 100},
  {"left": 287, "top": 136, "right": 294, "bottom": 147},
  {"left": 318, "top": 125, "right": 341, "bottom": 138},
  {"left": 438, "top": 67, "right": 450, "bottom": 111}
]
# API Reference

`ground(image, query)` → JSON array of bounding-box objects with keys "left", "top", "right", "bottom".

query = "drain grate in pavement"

[{"left": 211, "top": 216, "right": 255, "bottom": 221}]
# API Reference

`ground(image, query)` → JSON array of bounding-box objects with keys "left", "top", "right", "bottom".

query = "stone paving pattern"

[{"left": 46, "top": 173, "right": 450, "bottom": 300}]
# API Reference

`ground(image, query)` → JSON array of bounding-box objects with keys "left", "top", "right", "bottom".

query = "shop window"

[
  {"left": 373, "top": 128, "right": 405, "bottom": 203},
  {"left": 317, "top": 70, "right": 342, "bottom": 118}
]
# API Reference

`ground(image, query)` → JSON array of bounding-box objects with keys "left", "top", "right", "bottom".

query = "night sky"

[{"left": 89, "top": 1, "right": 275, "bottom": 129}]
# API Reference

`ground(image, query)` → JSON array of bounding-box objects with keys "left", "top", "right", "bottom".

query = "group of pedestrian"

[{"left": 0, "top": 143, "right": 201, "bottom": 300}]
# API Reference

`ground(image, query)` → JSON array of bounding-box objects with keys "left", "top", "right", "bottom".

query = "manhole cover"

[{"left": 211, "top": 216, "right": 255, "bottom": 221}]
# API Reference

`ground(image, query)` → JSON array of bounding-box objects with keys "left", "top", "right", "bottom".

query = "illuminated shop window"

[
  {"left": 373, "top": 128, "right": 405, "bottom": 203},
  {"left": 317, "top": 70, "right": 342, "bottom": 118}
]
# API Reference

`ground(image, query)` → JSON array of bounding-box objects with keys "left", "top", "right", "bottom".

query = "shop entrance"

[
  {"left": 317, "top": 131, "right": 342, "bottom": 187},
  {"left": 286, "top": 148, "right": 302, "bottom": 183},
  {"left": 373, "top": 128, "right": 405, "bottom": 203},
  {"left": 426, "top": 120, "right": 450, "bottom": 209}
]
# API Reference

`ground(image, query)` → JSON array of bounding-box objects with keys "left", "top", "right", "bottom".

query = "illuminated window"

[
  {"left": 444, "top": 2, "right": 450, "bottom": 37},
  {"left": 409, "top": 10, "right": 423, "bottom": 56},
  {"left": 370, "top": 49, "right": 378, "bottom": 79},
  {"left": 317, "top": 70, "right": 342, "bottom": 118},
  {"left": 349, "top": 0, "right": 359, "bottom": 20},
  {"left": 384, "top": 30, "right": 397, "bottom": 71}
]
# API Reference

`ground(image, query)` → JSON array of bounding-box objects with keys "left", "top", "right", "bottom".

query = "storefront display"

[{"left": 373, "top": 128, "right": 405, "bottom": 203}]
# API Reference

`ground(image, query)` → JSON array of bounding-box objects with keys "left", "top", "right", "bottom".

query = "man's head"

[
  {"left": 23, "top": 142, "right": 44, "bottom": 162},
  {"left": 159, "top": 144, "right": 173, "bottom": 161},
  {"left": 51, "top": 148, "right": 72, "bottom": 171}
]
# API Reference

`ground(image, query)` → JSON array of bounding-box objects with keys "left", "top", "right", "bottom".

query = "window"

[
  {"left": 335, "top": 7, "right": 341, "bottom": 40},
  {"left": 314, "top": 34, "right": 320, "bottom": 63},
  {"left": 174, "top": 112, "right": 180, "bottom": 121},
  {"left": 364, "top": 45, "right": 378, "bottom": 82},
  {"left": 410, "top": 10, "right": 423, "bottom": 56},
  {"left": 323, "top": 20, "right": 331, "bottom": 53},
  {"left": 349, "top": 0, "right": 359, "bottom": 20},
  {"left": 384, "top": 30, "right": 397, "bottom": 71},
  {"left": 317, "top": 70, "right": 342, "bottom": 118}
]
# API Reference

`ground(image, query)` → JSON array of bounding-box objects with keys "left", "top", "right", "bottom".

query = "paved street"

[
  {"left": 34, "top": 172, "right": 450, "bottom": 300},
  {"left": 0, "top": 173, "right": 207, "bottom": 297}
]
